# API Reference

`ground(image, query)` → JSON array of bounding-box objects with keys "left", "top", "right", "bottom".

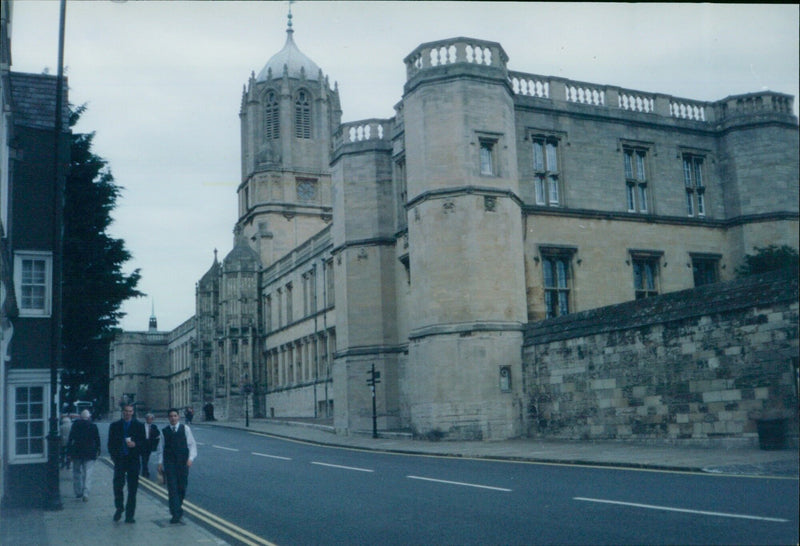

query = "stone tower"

[
  {"left": 401, "top": 39, "right": 527, "bottom": 439},
  {"left": 238, "top": 14, "right": 341, "bottom": 268}
]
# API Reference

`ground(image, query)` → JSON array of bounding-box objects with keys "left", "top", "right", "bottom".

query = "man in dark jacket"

[
  {"left": 140, "top": 413, "right": 160, "bottom": 479},
  {"left": 107, "top": 404, "right": 147, "bottom": 523},
  {"left": 67, "top": 410, "right": 100, "bottom": 501},
  {"left": 158, "top": 408, "right": 198, "bottom": 524}
]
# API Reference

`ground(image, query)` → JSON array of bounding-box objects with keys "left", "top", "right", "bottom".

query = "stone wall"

[{"left": 524, "top": 270, "right": 798, "bottom": 444}]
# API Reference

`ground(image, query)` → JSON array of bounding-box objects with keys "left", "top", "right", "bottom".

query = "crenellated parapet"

[{"left": 508, "top": 70, "right": 795, "bottom": 126}]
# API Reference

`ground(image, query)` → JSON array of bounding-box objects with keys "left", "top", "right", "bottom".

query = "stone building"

[{"left": 115, "top": 22, "right": 798, "bottom": 441}]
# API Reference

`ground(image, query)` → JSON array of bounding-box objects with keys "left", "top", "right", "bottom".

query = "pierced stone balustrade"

[
  {"left": 404, "top": 37, "right": 508, "bottom": 80},
  {"left": 333, "top": 119, "right": 391, "bottom": 151}
]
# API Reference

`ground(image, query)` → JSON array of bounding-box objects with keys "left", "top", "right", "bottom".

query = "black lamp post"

[{"left": 46, "top": 0, "right": 67, "bottom": 511}]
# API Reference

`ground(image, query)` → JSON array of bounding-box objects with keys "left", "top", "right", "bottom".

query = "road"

[{"left": 101, "top": 421, "right": 799, "bottom": 545}]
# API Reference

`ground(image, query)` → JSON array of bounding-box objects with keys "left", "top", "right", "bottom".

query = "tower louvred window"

[
  {"left": 295, "top": 90, "right": 311, "bottom": 139},
  {"left": 265, "top": 92, "right": 280, "bottom": 139}
]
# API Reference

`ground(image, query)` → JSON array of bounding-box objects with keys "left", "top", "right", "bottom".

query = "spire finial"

[
  {"left": 287, "top": 0, "right": 295, "bottom": 33},
  {"left": 148, "top": 299, "right": 158, "bottom": 332}
]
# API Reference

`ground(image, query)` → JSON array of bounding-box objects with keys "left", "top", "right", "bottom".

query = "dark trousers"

[
  {"left": 164, "top": 461, "right": 189, "bottom": 518},
  {"left": 140, "top": 450, "right": 152, "bottom": 477},
  {"left": 113, "top": 454, "right": 140, "bottom": 518}
]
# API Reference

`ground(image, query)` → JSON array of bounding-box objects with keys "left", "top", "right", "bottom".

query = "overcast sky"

[{"left": 10, "top": 1, "right": 799, "bottom": 332}]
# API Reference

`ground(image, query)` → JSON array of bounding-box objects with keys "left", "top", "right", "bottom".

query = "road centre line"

[
  {"left": 311, "top": 461, "right": 374, "bottom": 472},
  {"left": 573, "top": 497, "right": 789, "bottom": 522},
  {"left": 252, "top": 451, "right": 292, "bottom": 460},
  {"left": 407, "top": 475, "right": 512, "bottom": 492},
  {"left": 212, "top": 444, "right": 239, "bottom": 451},
  {"left": 104, "top": 457, "right": 275, "bottom": 546}
]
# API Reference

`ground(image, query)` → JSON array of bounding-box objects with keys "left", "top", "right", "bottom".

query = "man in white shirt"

[{"left": 157, "top": 408, "right": 198, "bottom": 524}]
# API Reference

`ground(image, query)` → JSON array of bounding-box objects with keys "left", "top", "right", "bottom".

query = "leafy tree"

[
  {"left": 736, "top": 244, "right": 799, "bottom": 278},
  {"left": 61, "top": 104, "right": 144, "bottom": 411}
]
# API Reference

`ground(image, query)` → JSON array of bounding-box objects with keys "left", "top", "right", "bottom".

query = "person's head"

[
  {"left": 145, "top": 413, "right": 154, "bottom": 423},
  {"left": 80, "top": 409, "right": 91, "bottom": 420},
  {"left": 122, "top": 404, "right": 134, "bottom": 422},
  {"left": 167, "top": 408, "right": 180, "bottom": 426}
]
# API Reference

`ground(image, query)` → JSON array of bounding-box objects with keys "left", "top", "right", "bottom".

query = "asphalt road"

[{"left": 101, "top": 421, "right": 799, "bottom": 545}]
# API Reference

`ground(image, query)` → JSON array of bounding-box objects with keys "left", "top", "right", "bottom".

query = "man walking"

[
  {"left": 107, "top": 404, "right": 146, "bottom": 523},
  {"left": 67, "top": 410, "right": 100, "bottom": 501},
  {"left": 158, "top": 408, "right": 197, "bottom": 524},
  {"left": 140, "top": 413, "right": 160, "bottom": 479}
]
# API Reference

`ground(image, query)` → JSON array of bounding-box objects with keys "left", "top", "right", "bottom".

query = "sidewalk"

[
  {"left": 0, "top": 459, "right": 228, "bottom": 546},
  {"left": 206, "top": 417, "right": 799, "bottom": 477},
  {"left": 2, "top": 418, "right": 796, "bottom": 546}
]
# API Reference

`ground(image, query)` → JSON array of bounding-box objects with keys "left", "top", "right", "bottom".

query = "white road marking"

[
  {"left": 407, "top": 475, "right": 512, "bottom": 492},
  {"left": 573, "top": 497, "right": 789, "bottom": 522},
  {"left": 212, "top": 444, "right": 239, "bottom": 452},
  {"left": 252, "top": 452, "right": 292, "bottom": 461},
  {"left": 311, "top": 461, "right": 374, "bottom": 472}
]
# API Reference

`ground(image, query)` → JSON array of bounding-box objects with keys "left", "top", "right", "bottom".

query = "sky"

[{"left": 10, "top": 1, "right": 799, "bottom": 332}]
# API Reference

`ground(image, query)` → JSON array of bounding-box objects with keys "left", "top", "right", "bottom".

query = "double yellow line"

[{"left": 102, "top": 458, "right": 275, "bottom": 545}]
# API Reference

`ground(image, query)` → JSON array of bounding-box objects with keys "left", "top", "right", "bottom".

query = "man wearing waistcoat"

[
  {"left": 107, "top": 404, "right": 147, "bottom": 523},
  {"left": 158, "top": 407, "right": 198, "bottom": 524}
]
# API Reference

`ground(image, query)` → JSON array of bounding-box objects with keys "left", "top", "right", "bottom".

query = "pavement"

[{"left": 2, "top": 417, "right": 797, "bottom": 546}]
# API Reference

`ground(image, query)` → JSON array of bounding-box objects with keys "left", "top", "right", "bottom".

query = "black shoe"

[
  {"left": 170, "top": 516, "right": 182, "bottom": 524},
  {"left": 124, "top": 518, "right": 136, "bottom": 524},
  {"left": 113, "top": 509, "right": 123, "bottom": 522}
]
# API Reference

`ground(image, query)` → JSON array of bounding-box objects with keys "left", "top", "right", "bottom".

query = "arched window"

[
  {"left": 265, "top": 92, "right": 279, "bottom": 140},
  {"left": 295, "top": 90, "right": 311, "bottom": 139}
]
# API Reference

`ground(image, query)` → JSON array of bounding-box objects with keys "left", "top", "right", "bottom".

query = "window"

[
  {"left": 631, "top": 253, "right": 661, "bottom": 299},
  {"left": 285, "top": 282, "right": 293, "bottom": 323},
  {"left": 540, "top": 248, "right": 573, "bottom": 318},
  {"left": 682, "top": 154, "right": 706, "bottom": 217},
  {"left": 7, "top": 370, "right": 50, "bottom": 463},
  {"left": 295, "top": 90, "right": 311, "bottom": 139},
  {"left": 303, "top": 269, "right": 316, "bottom": 316},
  {"left": 479, "top": 139, "right": 496, "bottom": 176},
  {"left": 324, "top": 259, "right": 335, "bottom": 307},
  {"left": 532, "top": 137, "right": 560, "bottom": 205},
  {"left": 395, "top": 158, "right": 407, "bottom": 230},
  {"left": 14, "top": 252, "right": 52, "bottom": 317},
  {"left": 276, "top": 288, "right": 283, "bottom": 327},
  {"left": 623, "top": 148, "right": 649, "bottom": 213},
  {"left": 265, "top": 91, "right": 280, "bottom": 140},
  {"left": 691, "top": 254, "right": 719, "bottom": 287},
  {"left": 296, "top": 178, "right": 318, "bottom": 203},
  {"left": 264, "top": 294, "right": 272, "bottom": 332}
]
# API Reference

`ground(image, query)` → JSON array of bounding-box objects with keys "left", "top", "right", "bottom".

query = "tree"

[
  {"left": 61, "top": 105, "right": 144, "bottom": 411},
  {"left": 736, "top": 244, "right": 799, "bottom": 278}
]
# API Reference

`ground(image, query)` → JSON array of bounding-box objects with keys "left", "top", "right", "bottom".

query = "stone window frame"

[
  {"left": 538, "top": 245, "right": 577, "bottom": 319},
  {"left": 476, "top": 131, "right": 503, "bottom": 177},
  {"left": 629, "top": 248, "right": 663, "bottom": 299},
  {"left": 689, "top": 252, "right": 721, "bottom": 287},
  {"left": 394, "top": 155, "right": 407, "bottom": 230},
  {"left": 620, "top": 140, "right": 653, "bottom": 214},
  {"left": 680, "top": 150, "right": 708, "bottom": 217},
  {"left": 530, "top": 130, "right": 565, "bottom": 207}
]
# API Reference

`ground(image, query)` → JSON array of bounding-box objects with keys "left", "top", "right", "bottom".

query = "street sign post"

[{"left": 366, "top": 364, "right": 381, "bottom": 438}]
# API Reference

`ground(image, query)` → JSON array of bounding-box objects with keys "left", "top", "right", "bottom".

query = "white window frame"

[
  {"left": 14, "top": 251, "right": 53, "bottom": 317},
  {"left": 7, "top": 369, "right": 51, "bottom": 464}
]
